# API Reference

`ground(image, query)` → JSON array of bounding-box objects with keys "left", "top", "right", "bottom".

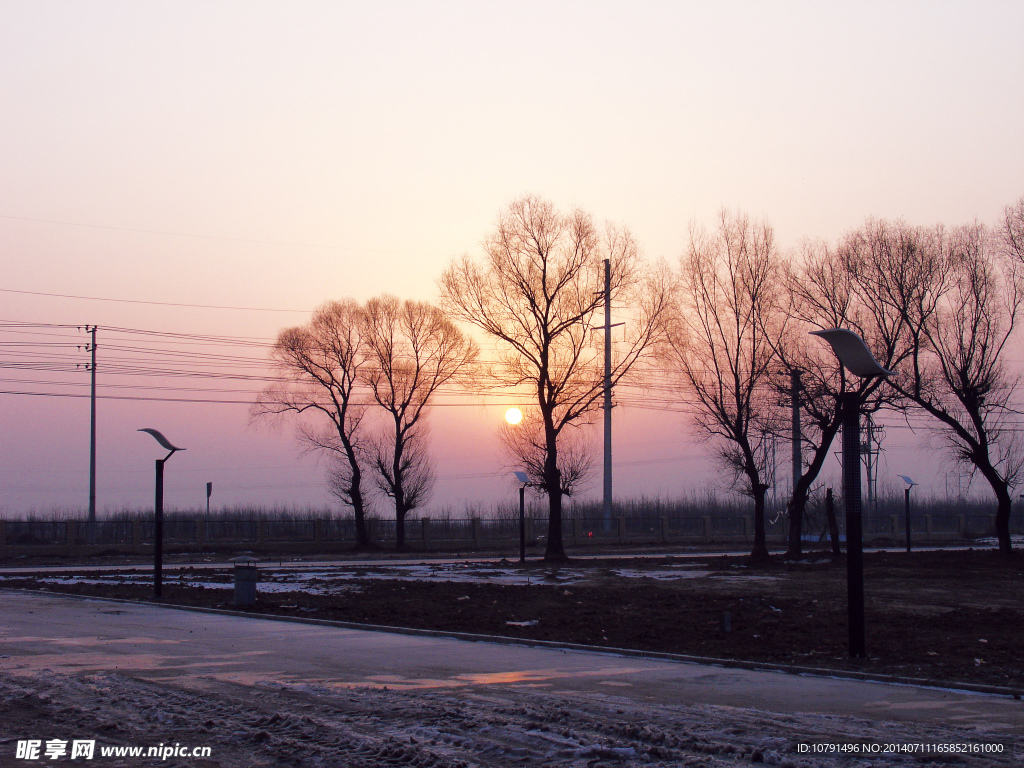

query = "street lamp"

[
  {"left": 138, "top": 428, "right": 185, "bottom": 599},
  {"left": 514, "top": 471, "right": 530, "bottom": 563},
  {"left": 898, "top": 475, "right": 917, "bottom": 553},
  {"left": 810, "top": 328, "right": 891, "bottom": 659}
]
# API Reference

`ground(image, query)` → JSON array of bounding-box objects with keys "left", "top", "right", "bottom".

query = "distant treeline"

[{"left": 3, "top": 491, "right": 1020, "bottom": 525}]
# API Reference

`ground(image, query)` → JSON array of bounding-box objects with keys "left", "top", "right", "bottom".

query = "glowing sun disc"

[{"left": 504, "top": 407, "right": 523, "bottom": 425}]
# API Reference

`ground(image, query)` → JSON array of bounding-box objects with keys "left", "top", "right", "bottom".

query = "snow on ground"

[
  {"left": 2, "top": 668, "right": 1018, "bottom": 768},
  {"left": 0, "top": 560, "right": 733, "bottom": 596}
]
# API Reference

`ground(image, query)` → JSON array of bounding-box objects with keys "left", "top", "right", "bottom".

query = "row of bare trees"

[
  {"left": 256, "top": 194, "right": 1024, "bottom": 561},
  {"left": 253, "top": 296, "right": 477, "bottom": 550},
  {"left": 666, "top": 200, "right": 1024, "bottom": 559}
]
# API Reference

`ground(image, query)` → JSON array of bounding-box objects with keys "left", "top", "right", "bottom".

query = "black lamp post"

[
  {"left": 138, "top": 428, "right": 185, "bottom": 599},
  {"left": 514, "top": 471, "right": 530, "bottom": 563},
  {"left": 899, "top": 475, "right": 917, "bottom": 553},
  {"left": 810, "top": 329, "right": 891, "bottom": 659}
]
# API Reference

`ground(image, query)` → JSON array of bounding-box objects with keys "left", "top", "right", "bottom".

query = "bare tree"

[
  {"left": 662, "top": 210, "right": 785, "bottom": 561},
  {"left": 775, "top": 224, "right": 933, "bottom": 558},
  {"left": 886, "top": 220, "right": 1024, "bottom": 554},
  {"left": 360, "top": 294, "right": 478, "bottom": 549},
  {"left": 1004, "top": 197, "right": 1024, "bottom": 261},
  {"left": 253, "top": 300, "right": 373, "bottom": 547},
  {"left": 369, "top": 423, "right": 436, "bottom": 523},
  {"left": 440, "top": 195, "right": 667, "bottom": 561}
]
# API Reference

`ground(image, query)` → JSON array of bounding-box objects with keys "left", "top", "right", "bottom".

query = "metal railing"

[{"left": 1, "top": 511, "right": 1020, "bottom": 557}]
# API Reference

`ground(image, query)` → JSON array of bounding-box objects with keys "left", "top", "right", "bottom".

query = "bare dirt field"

[{"left": 3, "top": 548, "right": 1022, "bottom": 691}]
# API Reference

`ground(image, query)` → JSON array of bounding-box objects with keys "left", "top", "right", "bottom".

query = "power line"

[
  {"left": 9, "top": 320, "right": 1024, "bottom": 426},
  {"left": 0, "top": 388, "right": 526, "bottom": 408}
]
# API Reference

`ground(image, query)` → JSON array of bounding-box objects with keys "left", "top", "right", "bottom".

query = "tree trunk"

[
  {"left": 542, "top": 405, "right": 568, "bottom": 562},
  {"left": 340, "top": 431, "right": 370, "bottom": 548},
  {"left": 786, "top": 419, "right": 843, "bottom": 559},
  {"left": 995, "top": 492, "right": 1013, "bottom": 555},
  {"left": 987, "top": 473, "right": 1013, "bottom": 555},
  {"left": 973, "top": 456, "right": 1014, "bottom": 555},
  {"left": 543, "top": 443, "right": 567, "bottom": 561},
  {"left": 351, "top": 492, "right": 370, "bottom": 548},
  {"left": 750, "top": 482, "right": 769, "bottom": 562},
  {"left": 545, "top": 484, "right": 567, "bottom": 562},
  {"left": 393, "top": 420, "right": 407, "bottom": 551},
  {"left": 396, "top": 508, "right": 406, "bottom": 550},
  {"left": 786, "top": 478, "right": 811, "bottom": 558},
  {"left": 350, "top": 468, "right": 370, "bottom": 548}
]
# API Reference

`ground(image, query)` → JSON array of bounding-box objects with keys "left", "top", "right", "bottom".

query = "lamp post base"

[{"left": 842, "top": 392, "right": 866, "bottom": 659}]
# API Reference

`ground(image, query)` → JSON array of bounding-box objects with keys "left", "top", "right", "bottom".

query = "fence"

[{"left": 1, "top": 510, "right": 1021, "bottom": 558}]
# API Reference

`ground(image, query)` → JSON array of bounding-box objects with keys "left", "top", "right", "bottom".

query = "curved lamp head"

[
  {"left": 810, "top": 328, "right": 893, "bottom": 378},
  {"left": 138, "top": 428, "right": 185, "bottom": 454},
  {"left": 513, "top": 471, "right": 529, "bottom": 485},
  {"left": 898, "top": 475, "right": 917, "bottom": 488}
]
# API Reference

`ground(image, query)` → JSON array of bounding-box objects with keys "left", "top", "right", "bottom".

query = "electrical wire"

[{"left": 6, "top": 320, "right": 1024, "bottom": 431}]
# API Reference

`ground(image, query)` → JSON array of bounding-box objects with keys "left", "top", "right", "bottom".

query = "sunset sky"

[{"left": 2, "top": 1, "right": 1023, "bottom": 518}]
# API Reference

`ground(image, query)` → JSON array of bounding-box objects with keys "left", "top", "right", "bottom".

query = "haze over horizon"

[{"left": 2, "top": 1, "right": 1022, "bottom": 518}]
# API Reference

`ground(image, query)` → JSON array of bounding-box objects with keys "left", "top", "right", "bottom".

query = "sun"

[{"left": 504, "top": 407, "right": 523, "bottom": 425}]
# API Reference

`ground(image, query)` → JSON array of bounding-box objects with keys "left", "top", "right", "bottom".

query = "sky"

[{"left": 1, "top": 1, "right": 1023, "bottom": 518}]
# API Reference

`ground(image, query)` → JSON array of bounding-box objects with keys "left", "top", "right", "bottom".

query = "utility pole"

[
  {"left": 86, "top": 326, "right": 97, "bottom": 545},
  {"left": 791, "top": 369, "right": 801, "bottom": 496},
  {"left": 861, "top": 415, "right": 881, "bottom": 513},
  {"left": 593, "top": 259, "right": 622, "bottom": 528},
  {"left": 603, "top": 258, "right": 612, "bottom": 528}
]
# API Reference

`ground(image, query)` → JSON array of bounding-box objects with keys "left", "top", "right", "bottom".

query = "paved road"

[{"left": 1, "top": 590, "right": 1022, "bottom": 737}]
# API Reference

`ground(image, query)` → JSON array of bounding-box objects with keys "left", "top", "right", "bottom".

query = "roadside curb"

[{"left": 5, "top": 587, "right": 1023, "bottom": 700}]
